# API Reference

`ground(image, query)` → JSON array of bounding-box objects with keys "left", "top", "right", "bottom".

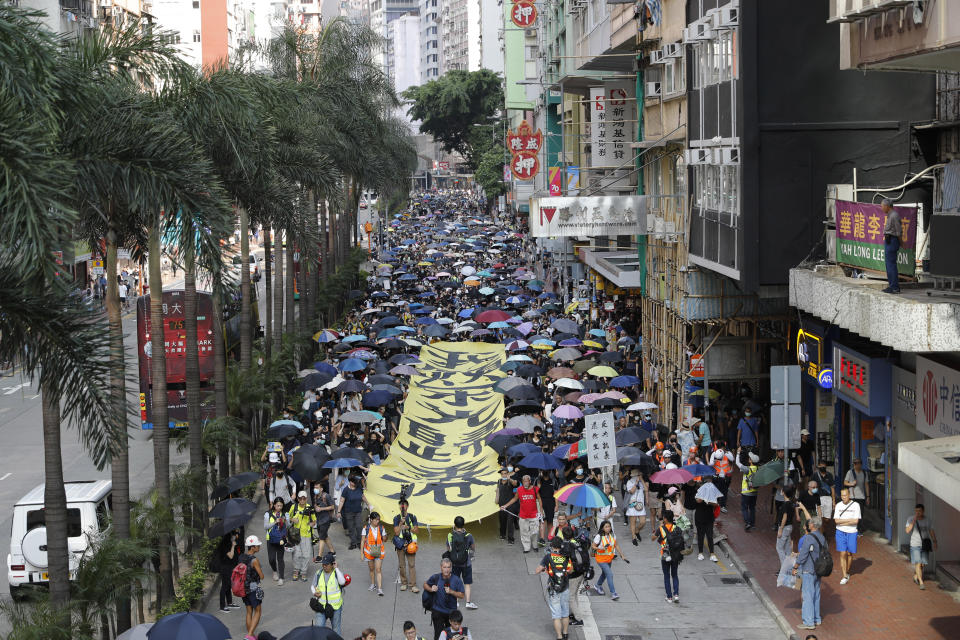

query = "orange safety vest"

[
  {"left": 713, "top": 452, "right": 732, "bottom": 476},
  {"left": 594, "top": 534, "right": 615, "bottom": 563},
  {"left": 362, "top": 525, "right": 384, "bottom": 559}
]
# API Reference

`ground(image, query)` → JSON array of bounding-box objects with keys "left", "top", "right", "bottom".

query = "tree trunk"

[
  {"left": 212, "top": 285, "right": 229, "bottom": 482},
  {"left": 263, "top": 232, "right": 272, "bottom": 361},
  {"left": 183, "top": 244, "right": 205, "bottom": 545},
  {"left": 239, "top": 207, "right": 252, "bottom": 373},
  {"left": 41, "top": 381, "right": 70, "bottom": 608},
  {"left": 285, "top": 224, "right": 295, "bottom": 338},
  {"left": 148, "top": 222, "right": 174, "bottom": 605},
  {"left": 105, "top": 230, "right": 132, "bottom": 634},
  {"left": 272, "top": 226, "right": 283, "bottom": 352}
]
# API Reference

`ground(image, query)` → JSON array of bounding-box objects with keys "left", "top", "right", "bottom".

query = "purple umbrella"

[
  {"left": 516, "top": 322, "right": 534, "bottom": 336},
  {"left": 485, "top": 428, "right": 526, "bottom": 440},
  {"left": 552, "top": 405, "right": 584, "bottom": 420}
]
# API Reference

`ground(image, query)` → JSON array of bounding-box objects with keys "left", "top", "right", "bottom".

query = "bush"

[{"left": 156, "top": 537, "right": 219, "bottom": 618}]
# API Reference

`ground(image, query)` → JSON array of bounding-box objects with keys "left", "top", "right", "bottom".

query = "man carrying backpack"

[
  {"left": 792, "top": 516, "right": 828, "bottom": 630},
  {"left": 423, "top": 558, "right": 465, "bottom": 640},
  {"left": 535, "top": 537, "right": 574, "bottom": 640},
  {"left": 446, "top": 516, "right": 478, "bottom": 609},
  {"left": 653, "top": 511, "right": 684, "bottom": 603}
]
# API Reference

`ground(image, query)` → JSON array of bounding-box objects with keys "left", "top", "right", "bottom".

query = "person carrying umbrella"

[
  {"left": 694, "top": 482, "right": 720, "bottom": 562},
  {"left": 288, "top": 491, "right": 317, "bottom": 582},
  {"left": 311, "top": 552, "right": 347, "bottom": 637}
]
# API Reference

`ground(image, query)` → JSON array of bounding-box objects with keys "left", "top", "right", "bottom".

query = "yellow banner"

[{"left": 365, "top": 342, "right": 506, "bottom": 526}]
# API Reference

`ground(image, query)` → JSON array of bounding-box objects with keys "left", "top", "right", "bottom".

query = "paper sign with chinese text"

[
  {"left": 585, "top": 411, "right": 617, "bottom": 469},
  {"left": 590, "top": 82, "right": 635, "bottom": 170},
  {"left": 835, "top": 200, "right": 916, "bottom": 276}
]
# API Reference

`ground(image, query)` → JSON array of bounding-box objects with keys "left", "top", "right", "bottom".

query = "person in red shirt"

[{"left": 501, "top": 474, "right": 543, "bottom": 553}]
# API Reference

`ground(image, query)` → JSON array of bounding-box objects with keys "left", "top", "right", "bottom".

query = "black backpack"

[
  {"left": 812, "top": 536, "right": 833, "bottom": 577},
  {"left": 449, "top": 531, "right": 469, "bottom": 566},
  {"left": 664, "top": 525, "right": 685, "bottom": 561}
]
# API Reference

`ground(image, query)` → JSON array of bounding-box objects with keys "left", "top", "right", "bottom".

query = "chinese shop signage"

[
  {"left": 589, "top": 82, "right": 635, "bottom": 168},
  {"left": 833, "top": 344, "right": 891, "bottom": 416},
  {"left": 916, "top": 356, "right": 960, "bottom": 439},
  {"left": 507, "top": 120, "right": 542, "bottom": 181},
  {"left": 835, "top": 200, "right": 916, "bottom": 276},
  {"left": 511, "top": 0, "right": 537, "bottom": 27}
]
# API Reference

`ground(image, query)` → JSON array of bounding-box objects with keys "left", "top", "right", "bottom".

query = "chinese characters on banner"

[
  {"left": 916, "top": 356, "right": 960, "bottom": 439},
  {"left": 589, "top": 82, "right": 636, "bottom": 169},
  {"left": 506, "top": 119, "right": 542, "bottom": 181},
  {"left": 585, "top": 411, "right": 617, "bottom": 469},
  {"left": 510, "top": 0, "right": 537, "bottom": 27},
  {"left": 835, "top": 200, "right": 916, "bottom": 276},
  {"left": 365, "top": 342, "right": 506, "bottom": 525}
]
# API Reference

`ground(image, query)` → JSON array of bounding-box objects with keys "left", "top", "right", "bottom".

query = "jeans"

[
  {"left": 343, "top": 511, "right": 362, "bottom": 547},
  {"left": 397, "top": 548, "right": 417, "bottom": 587},
  {"left": 314, "top": 606, "right": 342, "bottom": 637},
  {"left": 595, "top": 561, "right": 616, "bottom": 595},
  {"left": 776, "top": 525, "right": 794, "bottom": 564},
  {"left": 292, "top": 537, "right": 313, "bottom": 575},
  {"left": 661, "top": 558, "right": 679, "bottom": 598},
  {"left": 884, "top": 234, "right": 901, "bottom": 291},
  {"left": 498, "top": 509, "right": 515, "bottom": 541},
  {"left": 801, "top": 572, "right": 821, "bottom": 626},
  {"left": 741, "top": 493, "right": 757, "bottom": 527},
  {"left": 267, "top": 542, "right": 285, "bottom": 579}
]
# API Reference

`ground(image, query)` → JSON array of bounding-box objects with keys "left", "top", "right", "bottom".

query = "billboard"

[
  {"left": 529, "top": 196, "right": 648, "bottom": 237},
  {"left": 137, "top": 290, "right": 216, "bottom": 429},
  {"left": 835, "top": 200, "right": 916, "bottom": 276}
]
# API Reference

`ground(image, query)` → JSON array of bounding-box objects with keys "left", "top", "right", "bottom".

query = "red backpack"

[{"left": 231, "top": 556, "right": 251, "bottom": 597}]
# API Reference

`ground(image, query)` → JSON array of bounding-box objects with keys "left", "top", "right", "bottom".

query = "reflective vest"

[
  {"left": 594, "top": 534, "right": 615, "bottom": 563},
  {"left": 362, "top": 525, "right": 385, "bottom": 558},
  {"left": 741, "top": 465, "right": 758, "bottom": 495},
  {"left": 314, "top": 570, "right": 343, "bottom": 610},
  {"left": 713, "top": 452, "right": 732, "bottom": 477}
]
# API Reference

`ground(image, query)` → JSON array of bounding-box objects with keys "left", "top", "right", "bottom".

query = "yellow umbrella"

[
  {"left": 690, "top": 388, "right": 721, "bottom": 399},
  {"left": 582, "top": 340, "right": 603, "bottom": 349},
  {"left": 565, "top": 301, "right": 579, "bottom": 314},
  {"left": 587, "top": 365, "right": 619, "bottom": 378},
  {"left": 417, "top": 261, "right": 432, "bottom": 266},
  {"left": 464, "top": 278, "right": 481, "bottom": 287},
  {"left": 532, "top": 343, "right": 553, "bottom": 351}
]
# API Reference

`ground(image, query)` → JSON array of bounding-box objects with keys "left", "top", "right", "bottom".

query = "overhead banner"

[
  {"left": 366, "top": 342, "right": 506, "bottom": 525},
  {"left": 835, "top": 200, "right": 916, "bottom": 276},
  {"left": 529, "top": 196, "right": 648, "bottom": 237}
]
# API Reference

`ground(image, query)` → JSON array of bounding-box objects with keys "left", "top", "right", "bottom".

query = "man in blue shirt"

[
  {"left": 423, "top": 558, "right": 466, "bottom": 640},
  {"left": 736, "top": 408, "right": 760, "bottom": 449},
  {"left": 792, "top": 516, "right": 826, "bottom": 630}
]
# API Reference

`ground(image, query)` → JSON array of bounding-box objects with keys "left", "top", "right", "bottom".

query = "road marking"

[
  {"left": 3, "top": 383, "right": 27, "bottom": 395},
  {"left": 29, "top": 394, "right": 39, "bottom": 400},
  {"left": 0, "top": 473, "right": 11, "bottom": 481}
]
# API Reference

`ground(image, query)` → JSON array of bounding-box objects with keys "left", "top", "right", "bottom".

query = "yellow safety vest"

[
  {"left": 741, "top": 465, "right": 758, "bottom": 495},
  {"left": 314, "top": 570, "right": 343, "bottom": 609}
]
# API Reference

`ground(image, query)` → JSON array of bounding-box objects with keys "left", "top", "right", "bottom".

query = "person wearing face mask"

[
  {"left": 538, "top": 470, "right": 557, "bottom": 547},
  {"left": 812, "top": 463, "right": 835, "bottom": 527},
  {"left": 313, "top": 482, "right": 336, "bottom": 561},
  {"left": 797, "top": 480, "right": 822, "bottom": 531},
  {"left": 736, "top": 407, "right": 761, "bottom": 450},
  {"left": 496, "top": 467, "right": 518, "bottom": 543}
]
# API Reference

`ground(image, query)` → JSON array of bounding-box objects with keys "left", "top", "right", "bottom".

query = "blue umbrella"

[
  {"left": 371, "top": 291, "right": 389, "bottom": 298},
  {"left": 146, "top": 612, "right": 230, "bottom": 640},
  {"left": 377, "top": 328, "right": 402, "bottom": 338},
  {"left": 506, "top": 442, "right": 540, "bottom": 457},
  {"left": 314, "top": 362, "right": 338, "bottom": 377},
  {"left": 589, "top": 329, "right": 606, "bottom": 337},
  {"left": 520, "top": 452, "right": 566, "bottom": 471},
  {"left": 362, "top": 390, "right": 393, "bottom": 408},
  {"left": 415, "top": 317, "right": 438, "bottom": 325},
  {"left": 609, "top": 375, "right": 641, "bottom": 388},
  {"left": 478, "top": 287, "right": 495, "bottom": 295},
  {"left": 683, "top": 463, "right": 717, "bottom": 477},
  {"left": 419, "top": 292, "right": 436, "bottom": 298},
  {"left": 342, "top": 335, "right": 367, "bottom": 343},
  {"left": 552, "top": 443, "right": 573, "bottom": 458},
  {"left": 488, "top": 321, "right": 509, "bottom": 329},
  {"left": 338, "top": 358, "right": 367, "bottom": 373},
  {"left": 323, "top": 458, "right": 364, "bottom": 469},
  {"left": 335, "top": 379, "right": 365, "bottom": 394},
  {"left": 458, "top": 309, "right": 475, "bottom": 318}
]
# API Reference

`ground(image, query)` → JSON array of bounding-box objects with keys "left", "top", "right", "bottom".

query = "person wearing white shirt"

[{"left": 833, "top": 489, "right": 861, "bottom": 585}]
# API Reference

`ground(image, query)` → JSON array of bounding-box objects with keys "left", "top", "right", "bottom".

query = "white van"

[{"left": 7, "top": 480, "right": 112, "bottom": 596}]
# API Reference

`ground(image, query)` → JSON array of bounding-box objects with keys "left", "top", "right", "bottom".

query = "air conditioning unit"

[
  {"left": 524, "top": 28, "right": 536, "bottom": 37},
  {"left": 684, "top": 148, "right": 712, "bottom": 165},
  {"left": 645, "top": 81, "right": 661, "bottom": 97},
  {"left": 662, "top": 42, "right": 681, "bottom": 58},
  {"left": 649, "top": 50, "right": 664, "bottom": 65},
  {"left": 721, "top": 147, "right": 740, "bottom": 165},
  {"left": 715, "top": 5, "right": 739, "bottom": 28},
  {"left": 99, "top": 0, "right": 111, "bottom": 6},
  {"left": 693, "top": 20, "right": 714, "bottom": 40}
]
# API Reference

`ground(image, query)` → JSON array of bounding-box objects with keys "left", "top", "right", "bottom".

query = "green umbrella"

[{"left": 750, "top": 459, "right": 785, "bottom": 487}]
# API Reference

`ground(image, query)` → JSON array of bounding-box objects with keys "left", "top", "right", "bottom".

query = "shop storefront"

[
  {"left": 890, "top": 365, "right": 917, "bottom": 549},
  {"left": 832, "top": 343, "right": 892, "bottom": 533},
  {"left": 793, "top": 322, "right": 836, "bottom": 481}
]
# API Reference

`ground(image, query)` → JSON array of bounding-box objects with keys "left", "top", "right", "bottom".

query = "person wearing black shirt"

[
  {"left": 797, "top": 480, "right": 821, "bottom": 531},
  {"left": 214, "top": 529, "right": 243, "bottom": 612},
  {"left": 496, "top": 467, "right": 518, "bottom": 543},
  {"left": 693, "top": 485, "right": 718, "bottom": 562}
]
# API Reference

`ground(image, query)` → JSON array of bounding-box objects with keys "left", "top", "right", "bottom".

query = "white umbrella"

[
  {"left": 298, "top": 369, "right": 316, "bottom": 378},
  {"left": 403, "top": 338, "right": 424, "bottom": 347},
  {"left": 452, "top": 325, "right": 473, "bottom": 334},
  {"left": 695, "top": 482, "right": 723, "bottom": 504},
  {"left": 461, "top": 266, "right": 477, "bottom": 276},
  {"left": 554, "top": 377, "right": 584, "bottom": 390},
  {"left": 117, "top": 623, "right": 153, "bottom": 640},
  {"left": 627, "top": 402, "right": 658, "bottom": 411},
  {"left": 321, "top": 375, "right": 345, "bottom": 390},
  {"left": 436, "top": 317, "right": 454, "bottom": 325}
]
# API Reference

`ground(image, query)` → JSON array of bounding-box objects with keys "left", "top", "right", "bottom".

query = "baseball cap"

[
  {"left": 298, "top": 490, "right": 308, "bottom": 498},
  {"left": 321, "top": 552, "right": 336, "bottom": 565},
  {"left": 268, "top": 452, "right": 280, "bottom": 463},
  {"left": 245, "top": 535, "right": 262, "bottom": 547},
  {"left": 662, "top": 450, "right": 673, "bottom": 458},
  {"left": 799, "top": 428, "right": 810, "bottom": 435},
  {"left": 748, "top": 452, "right": 760, "bottom": 463}
]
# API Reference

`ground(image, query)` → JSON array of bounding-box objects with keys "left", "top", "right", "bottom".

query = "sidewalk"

[{"left": 722, "top": 478, "right": 960, "bottom": 640}]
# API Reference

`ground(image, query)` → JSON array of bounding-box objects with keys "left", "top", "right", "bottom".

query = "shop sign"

[
  {"left": 506, "top": 120, "right": 542, "bottom": 182},
  {"left": 510, "top": 0, "right": 537, "bottom": 28},
  {"left": 891, "top": 365, "right": 915, "bottom": 425},
  {"left": 818, "top": 367, "right": 833, "bottom": 389},
  {"left": 528, "top": 195, "right": 648, "bottom": 237},
  {"left": 796, "top": 328, "right": 824, "bottom": 380},
  {"left": 832, "top": 344, "right": 891, "bottom": 416},
  {"left": 689, "top": 353, "right": 704, "bottom": 378},
  {"left": 835, "top": 200, "right": 916, "bottom": 276},
  {"left": 91, "top": 259, "right": 104, "bottom": 276},
  {"left": 589, "top": 82, "right": 635, "bottom": 168},
  {"left": 916, "top": 356, "right": 960, "bottom": 439}
]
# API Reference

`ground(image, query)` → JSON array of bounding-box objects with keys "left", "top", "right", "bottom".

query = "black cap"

[{"left": 321, "top": 552, "right": 336, "bottom": 565}]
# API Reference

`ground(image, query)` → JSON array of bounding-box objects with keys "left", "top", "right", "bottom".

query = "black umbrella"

[
  {"left": 580, "top": 379, "right": 602, "bottom": 391},
  {"left": 505, "top": 399, "right": 541, "bottom": 414},
  {"left": 551, "top": 318, "right": 580, "bottom": 334},
  {"left": 516, "top": 364, "right": 545, "bottom": 378},
  {"left": 505, "top": 385, "right": 540, "bottom": 401},
  {"left": 424, "top": 325, "right": 449, "bottom": 338},
  {"left": 367, "top": 374, "right": 397, "bottom": 386},
  {"left": 299, "top": 372, "right": 332, "bottom": 391},
  {"left": 615, "top": 427, "right": 653, "bottom": 447},
  {"left": 348, "top": 290, "right": 365, "bottom": 300},
  {"left": 332, "top": 447, "right": 373, "bottom": 465},
  {"left": 210, "top": 471, "right": 261, "bottom": 500},
  {"left": 598, "top": 351, "right": 623, "bottom": 363},
  {"left": 208, "top": 515, "right": 252, "bottom": 539},
  {"left": 372, "top": 360, "right": 391, "bottom": 374},
  {"left": 291, "top": 444, "right": 332, "bottom": 481},
  {"left": 370, "top": 384, "right": 403, "bottom": 396},
  {"left": 379, "top": 339, "right": 407, "bottom": 350},
  {"left": 487, "top": 433, "right": 521, "bottom": 454},
  {"left": 331, "top": 342, "right": 353, "bottom": 353},
  {"left": 390, "top": 354, "right": 419, "bottom": 365},
  {"left": 280, "top": 625, "right": 344, "bottom": 640},
  {"left": 375, "top": 316, "right": 402, "bottom": 328},
  {"left": 619, "top": 451, "right": 658, "bottom": 472},
  {"left": 592, "top": 397, "right": 620, "bottom": 408},
  {"left": 335, "top": 379, "right": 365, "bottom": 394},
  {"left": 208, "top": 498, "right": 257, "bottom": 520},
  {"left": 266, "top": 423, "right": 301, "bottom": 440}
]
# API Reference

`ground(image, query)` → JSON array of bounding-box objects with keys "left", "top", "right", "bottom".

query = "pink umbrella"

[
  {"left": 516, "top": 321, "right": 534, "bottom": 336},
  {"left": 552, "top": 405, "right": 584, "bottom": 420},
  {"left": 650, "top": 468, "right": 694, "bottom": 485},
  {"left": 577, "top": 393, "right": 601, "bottom": 404},
  {"left": 601, "top": 391, "right": 628, "bottom": 400}
]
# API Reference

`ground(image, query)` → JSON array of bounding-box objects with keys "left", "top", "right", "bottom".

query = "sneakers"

[
  {"left": 720, "top": 507, "right": 728, "bottom": 513},
  {"left": 219, "top": 607, "right": 230, "bottom": 613},
  {"left": 568, "top": 616, "right": 584, "bottom": 627},
  {"left": 673, "top": 595, "right": 679, "bottom": 603},
  {"left": 411, "top": 586, "right": 420, "bottom": 593},
  {"left": 378, "top": 588, "right": 384, "bottom": 596},
  {"left": 632, "top": 538, "right": 638, "bottom": 546},
  {"left": 840, "top": 575, "right": 850, "bottom": 585},
  {"left": 277, "top": 579, "right": 284, "bottom": 586},
  {"left": 799, "top": 625, "right": 817, "bottom": 630},
  {"left": 400, "top": 584, "right": 407, "bottom": 591},
  {"left": 665, "top": 596, "right": 673, "bottom": 603},
  {"left": 292, "top": 571, "right": 299, "bottom": 581},
  {"left": 594, "top": 585, "right": 604, "bottom": 595},
  {"left": 272, "top": 572, "right": 279, "bottom": 582},
  {"left": 301, "top": 574, "right": 308, "bottom": 582},
  {"left": 710, "top": 554, "right": 718, "bottom": 562},
  {"left": 466, "top": 601, "right": 478, "bottom": 609},
  {"left": 697, "top": 553, "right": 704, "bottom": 560},
  {"left": 369, "top": 583, "right": 377, "bottom": 591},
  {"left": 610, "top": 592, "right": 620, "bottom": 600},
  {"left": 227, "top": 603, "right": 242, "bottom": 609},
  {"left": 881, "top": 287, "right": 901, "bottom": 294},
  {"left": 508, "top": 539, "right": 515, "bottom": 545},
  {"left": 314, "top": 556, "right": 322, "bottom": 563}
]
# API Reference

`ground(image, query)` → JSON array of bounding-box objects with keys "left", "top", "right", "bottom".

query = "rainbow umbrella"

[{"left": 554, "top": 482, "right": 610, "bottom": 508}]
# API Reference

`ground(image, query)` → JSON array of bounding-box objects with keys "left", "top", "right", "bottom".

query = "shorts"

[
  {"left": 910, "top": 546, "right": 929, "bottom": 565},
  {"left": 316, "top": 523, "right": 331, "bottom": 539},
  {"left": 243, "top": 583, "right": 263, "bottom": 608},
  {"left": 546, "top": 589, "right": 570, "bottom": 619},
  {"left": 835, "top": 530, "right": 858, "bottom": 554},
  {"left": 452, "top": 564, "right": 473, "bottom": 585}
]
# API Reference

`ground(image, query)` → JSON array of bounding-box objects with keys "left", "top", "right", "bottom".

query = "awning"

[{"left": 899, "top": 436, "right": 960, "bottom": 513}]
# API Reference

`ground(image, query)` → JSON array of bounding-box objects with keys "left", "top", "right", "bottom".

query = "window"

[
  {"left": 648, "top": 155, "right": 662, "bottom": 197},
  {"left": 662, "top": 57, "right": 684, "bottom": 95},
  {"left": 674, "top": 154, "right": 686, "bottom": 198},
  {"left": 27, "top": 508, "right": 83, "bottom": 538},
  {"left": 694, "top": 164, "right": 720, "bottom": 212},
  {"left": 721, "top": 165, "right": 739, "bottom": 215},
  {"left": 192, "top": 0, "right": 199, "bottom": 6},
  {"left": 525, "top": 45, "right": 536, "bottom": 61},
  {"left": 95, "top": 499, "right": 111, "bottom": 533},
  {"left": 192, "top": 30, "right": 201, "bottom": 43}
]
